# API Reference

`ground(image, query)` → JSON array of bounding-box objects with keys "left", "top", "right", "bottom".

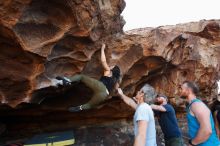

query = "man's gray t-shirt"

[{"left": 134, "top": 103, "right": 157, "bottom": 146}]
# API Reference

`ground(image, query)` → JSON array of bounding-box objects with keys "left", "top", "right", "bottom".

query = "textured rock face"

[
  {"left": 121, "top": 21, "right": 220, "bottom": 110},
  {"left": 0, "top": 0, "right": 220, "bottom": 142},
  {"left": 0, "top": 0, "right": 125, "bottom": 107}
]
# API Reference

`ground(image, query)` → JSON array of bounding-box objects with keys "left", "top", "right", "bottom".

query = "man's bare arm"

[
  {"left": 100, "top": 44, "right": 111, "bottom": 76},
  {"left": 214, "top": 111, "right": 220, "bottom": 139},
  {"left": 134, "top": 120, "right": 147, "bottom": 146},
  {"left": 150, "top": 104, "right": 166, "bottom": 112},
  {"left": 118, "top": 88, "right": 137, "bottom": 110},
  {"left": 191, "top": 102, "right": 212, "bottom": 145}
]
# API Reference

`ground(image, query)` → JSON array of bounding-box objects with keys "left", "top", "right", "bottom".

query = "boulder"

[{"left": 0, "top": 0, "right": 219, "bottom": 142}]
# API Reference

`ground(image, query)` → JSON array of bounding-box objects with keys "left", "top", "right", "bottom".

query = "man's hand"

[
  {"left": 101, "top": 43, "right": 106, "bottom": 50},
  {"left": 117, "top": 88, "right": 124, "bottom": 96}
]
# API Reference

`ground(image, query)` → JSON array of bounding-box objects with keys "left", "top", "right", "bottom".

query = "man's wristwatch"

[{"left": 189, "top": 139, "right": 197, "bottom": 146}]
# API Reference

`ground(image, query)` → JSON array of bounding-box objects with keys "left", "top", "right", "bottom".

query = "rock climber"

[{"left": 56, "top": 44, "right": 121, "bottom": 112}]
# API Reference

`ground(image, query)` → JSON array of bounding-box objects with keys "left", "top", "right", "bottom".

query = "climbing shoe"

[
  {"left": 68, "top": 105, "right": 83, "bottom": 112},
  {"left": 56, "top": 76, "right": 72, "bottom": 86}
]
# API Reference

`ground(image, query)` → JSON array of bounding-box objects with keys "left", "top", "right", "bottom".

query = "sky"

[
  {"left": 122, "top": 0, "right": 220, "bottom": 31},
  {"left": 122, "top": 0, "right": 220, "bottom": 93}
]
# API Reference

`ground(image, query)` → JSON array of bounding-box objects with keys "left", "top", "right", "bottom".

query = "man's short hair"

[
  {"left": 183, "top": 81, "right": 199, "bottom": 95},
  {"left": 141, "top": 84, "right": 157, "bottom": 104},
  {"left": 157, "top": 94, "right": 168, "bottom": 101}
]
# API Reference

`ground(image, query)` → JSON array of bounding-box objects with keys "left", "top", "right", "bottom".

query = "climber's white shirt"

[{"left": 134, "top": 102, "right": 157, "bottom": 146}]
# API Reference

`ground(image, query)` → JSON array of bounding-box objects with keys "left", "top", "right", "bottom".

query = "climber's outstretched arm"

[{"left": 101, "top": 44, "right": 111, "bottom": 76}]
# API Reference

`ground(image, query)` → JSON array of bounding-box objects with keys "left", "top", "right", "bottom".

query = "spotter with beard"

[{"left": 150, "top": 94, "right": 184, "bottom": 146}]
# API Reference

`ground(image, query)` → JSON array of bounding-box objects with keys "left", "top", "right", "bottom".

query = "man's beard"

[
  {"left": 180, "top": 96, "right": 187, "bottom": 99},
  {"left": 155, "top": 100, "right": 163, "bottom": 105}
]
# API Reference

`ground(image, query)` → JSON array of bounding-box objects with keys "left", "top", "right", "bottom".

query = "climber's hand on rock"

[
  {"left": 68, "top": 105, "right": 83, "bottom": 112},
  {"left": 101, "top": 43, "right": 106, "bottom": 50}
]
